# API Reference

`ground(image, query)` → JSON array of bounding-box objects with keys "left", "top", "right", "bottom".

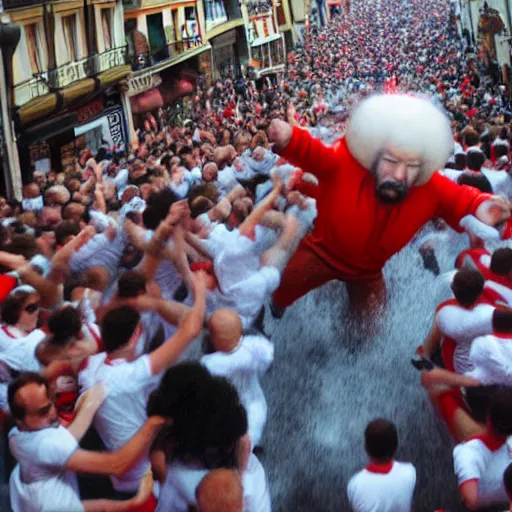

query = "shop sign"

[{"left": 76, "top": 97, "right": 105, "bottom": 125}]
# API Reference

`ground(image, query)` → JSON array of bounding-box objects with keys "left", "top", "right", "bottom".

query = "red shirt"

[{"left": 279, "top": 127, "right": 491, "bottom": 279}]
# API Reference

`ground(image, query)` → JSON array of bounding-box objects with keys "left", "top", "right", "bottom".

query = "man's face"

[
  {"left": 374, "top": 149, "right": 422, "bottom": 204},
  {"left": 16, "top": 383, "right": 59, "bottom": 431}
]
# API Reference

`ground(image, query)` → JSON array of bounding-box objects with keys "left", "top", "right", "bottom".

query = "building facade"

[{"left": 2, "top": 0, "right": 131, "bottom": 184}]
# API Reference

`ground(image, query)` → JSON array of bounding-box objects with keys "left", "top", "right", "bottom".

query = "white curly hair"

[{"left": 345, "top": 94, "right": 453, "bottom": 185}]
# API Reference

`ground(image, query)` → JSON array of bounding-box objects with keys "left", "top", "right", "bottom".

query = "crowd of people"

[{"left": 3, "top": 0, "right": 512, "bottom": 509}]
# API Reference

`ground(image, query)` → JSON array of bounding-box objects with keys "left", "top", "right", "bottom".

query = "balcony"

[
  {"left": 48, "top": 56, "right": 95, "bottom": 89},
  {"left": 93, "top": 46, "right": 128, "bottom": 74},
  {"left": 2, "top": 0, "right": 43, "bottom": 9},
  {"left": 13, "top": 76, "right": 50, "bottom": 108},
  {"left": 130, "top": 37, "right": 203, "bottom": 71}
]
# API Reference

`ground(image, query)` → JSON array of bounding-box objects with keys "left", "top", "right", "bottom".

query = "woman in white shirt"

[
  {"left": 0, "top": 286, "right": 45, "bottom": 348},
  {"left": 148, "top": 363, "right": 271, "bottom": 512}
]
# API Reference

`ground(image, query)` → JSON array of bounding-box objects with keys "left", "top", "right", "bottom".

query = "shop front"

[
  {"left": 210, "top": 25, "right": 248, "bottom": 80},
  {"left": 17, "top": 91, "right": 128, "bottom": 176}
]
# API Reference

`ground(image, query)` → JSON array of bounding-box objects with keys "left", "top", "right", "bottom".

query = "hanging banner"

[{"left": 106, "top": 106, "right": 127, "bottom": 148}]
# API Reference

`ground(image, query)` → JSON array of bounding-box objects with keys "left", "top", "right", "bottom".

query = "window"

[
  {"left": 62, "top": 15, "right": 78, "bottom": 62},
  {"left": 101, "top": 9, "right": 114, "bottom": 50},
  {"left": 25, "top": 23, "right": 47, "bottom": 74}
]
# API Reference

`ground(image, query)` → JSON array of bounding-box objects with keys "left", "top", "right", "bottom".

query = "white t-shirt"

[
  {"left": 203, "top": 224, "right": 281, "bottom": 328},
  {"left": 243, "top": 454, "right": 271, "bottom": 512},
  {"left": 78, "top": 353, "right": 158, "bottom": 492},
  {"left": 453, "top": 435, "right": 510, "bottom": 508},
  {"left": 437, "top": 302, "right": 495, "bottom": 374},
  {"left": 466, "top": 334, "right": 512, "bottom": 386},
  {"left": 347, "top": 461, "right": 416, "bottom": 512},
  {"left": 9, "top": 425, "right": 83, "bottom": 512},
  {"left": 217, "top": 166, "right": 240, "bottom": 197},
  {"left": 0, "top": 331, "right": 44, "bottom": 412},
  {"left": 201, "top": 335, "right": 274, "bottom": 446},
  {"left": 157, "top": 454, "right": 270, "bottom": 512}
]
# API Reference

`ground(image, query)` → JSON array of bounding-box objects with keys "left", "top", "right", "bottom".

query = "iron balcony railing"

[
  {"left": 130, "top": 37, "right": 202, "bottom": 71},
  {"left": 92, "top": 45, "right": 128, "bottom": 74},
  {"left": 13, "top": 46, "right": 128, "bottom": 107}
]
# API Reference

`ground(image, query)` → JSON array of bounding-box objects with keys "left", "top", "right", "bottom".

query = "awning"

[
  {"left": 17, "top": 94, "right": 59, "bottom": 126},
  {"left": 19, "top": 112, "right": 78, "bottom": 145},
  {"left": 60, "top": 79, "right": 96, "bottom": 108},
  {"left": 251, "top": 33, "right": 282, "bottom": 47},
  {"left": 96, "top": 65, "right": 132, "bottom": 89}
]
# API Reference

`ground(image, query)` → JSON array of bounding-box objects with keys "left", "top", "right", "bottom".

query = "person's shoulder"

[
  {"left": 393, "top": 461, "right": 416, "bottom": 478},
  {"left": 347, "top": 468, "right": 365, "bottom": 492}
]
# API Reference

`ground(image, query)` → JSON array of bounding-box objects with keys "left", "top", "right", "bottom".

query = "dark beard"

[{"left": 376, "top": 181, "right": 408, "bottom": 204}]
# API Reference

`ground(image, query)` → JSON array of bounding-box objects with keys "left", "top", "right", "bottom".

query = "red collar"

[
  {"left": 467, "top": 432, "right": 506, "bottom": 452},
  {"left": 1, "top": 326, "right": 16, "bottom": 339},
  {"left": 365, "top": 461, "right": 394, "bottom": 474}
]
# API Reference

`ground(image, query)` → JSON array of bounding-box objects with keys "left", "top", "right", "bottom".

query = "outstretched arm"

[
  {"left": 66, "top": 417, "right": 165, "bottom": 477},
  {"left": 267, "top": 120, "right": 339, "bottom": 180}
]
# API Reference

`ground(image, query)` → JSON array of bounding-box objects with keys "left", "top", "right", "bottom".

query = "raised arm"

[
  {"left": 267, "top": 121, "right": 339, "bottom": 180},
  {"left": 148, "top": 271, "right": 207, "bottom": 376}
]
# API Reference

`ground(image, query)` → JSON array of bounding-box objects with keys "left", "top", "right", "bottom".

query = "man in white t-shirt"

[
  {"left": 347, "top": 418, "right": 416, "bottom": 512},
  {"left": 453, "top": 387, "right": 512, "bottom": 510},
  {"left": 8, "top": 372, "right": 164, "bottom": 512},
  {"left": 78, "top": 271, "right": 206, "bottom": 495},
  {"left": 201, "top": 309, "right": 274, "bottom": 446},
  {"left": 420, "top": 268, "right": 495, "bottom": 374}
]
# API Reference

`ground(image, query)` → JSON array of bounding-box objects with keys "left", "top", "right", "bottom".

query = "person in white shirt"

[
  {"left": 195, "top": 469, "right": 243, "bottom": 512},
  {"left": 8, "top": 371, "right": 165, "bottom": 512},
  {"left": 420, "top": 268, "right": 495, "bottom": 374},
  {"left": 78, "top": 271, "right": 206, "bottom": 496},
  {"left": 453, "top": 387, "right": 512, "bottom": 510},
  {"left": 148, "top": 362, "right": 271, "bottom": 512},
  {"left": 347, "top": 418, "right": 416, "bottom": 512},
  {"left": 201, "top": 309, "right": 274, "bottom": 447}
]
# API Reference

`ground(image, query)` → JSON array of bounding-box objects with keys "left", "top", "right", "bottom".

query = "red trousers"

[{"left": 273, "top": 239, "right": 386, "bottom": 313}]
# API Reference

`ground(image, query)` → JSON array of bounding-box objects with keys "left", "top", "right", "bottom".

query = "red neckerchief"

[
  {"left": 475, "top": 259, "right": 512, "bottom": 289},
  {"left": 467, "top": 432, "right": 506, "bottom": 452},
  {"left": 1, "top": 326, "right": 16, "bottom": 339},
  {"left": 365, "top": 461, "right": 394, "bottom": 474}
]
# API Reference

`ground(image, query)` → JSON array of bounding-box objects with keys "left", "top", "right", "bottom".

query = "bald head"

[
  {"left": 196, "top": 469, "right": 243, "bottom": 512},
  {"left": 208, "top": 309, "right": 242, "bottom": 352}
]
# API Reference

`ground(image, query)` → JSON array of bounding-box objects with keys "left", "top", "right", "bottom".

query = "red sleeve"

[
  {"left": 295, "top": 180, "right": 318, "bottom": 199},
  {"left": 431, "top": 173, "right": 492, "bottom": 232},
  {"left": 277, "top": 126, "right": 340, "bottom": 180}
]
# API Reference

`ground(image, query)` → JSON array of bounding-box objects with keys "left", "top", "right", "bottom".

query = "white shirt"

[
  {"left": 9, "top": 425, "right": 83, "bottom": 512},
  {"left": 0, "top": 331, "right": 44, "bottom": 412},
  {"left": 453, "top": 436, "right": 510, "bottom": 508},
  {"left": 466, "top": 334, "right": 512, "bottom": 386},
  {"left": 217, "top": 166, "right": 240, "bottom": 197},
  {"left": 437, "top": 302, "right": 495, "bottom": 374},
  {"left": 157, "top": 454, "right": 270, "bottom": 512},
  {"left": 78, "top": 353, "right": 158, "bottom": 492},
  {"left": 202, "top": 335, "right": 274, "bottom": 446},
  {"left": 347, "top": 461, "right": 416, "bottom": 512},
  {"left": 203, "top": 224, "right": 281, "bottom": 328}
]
